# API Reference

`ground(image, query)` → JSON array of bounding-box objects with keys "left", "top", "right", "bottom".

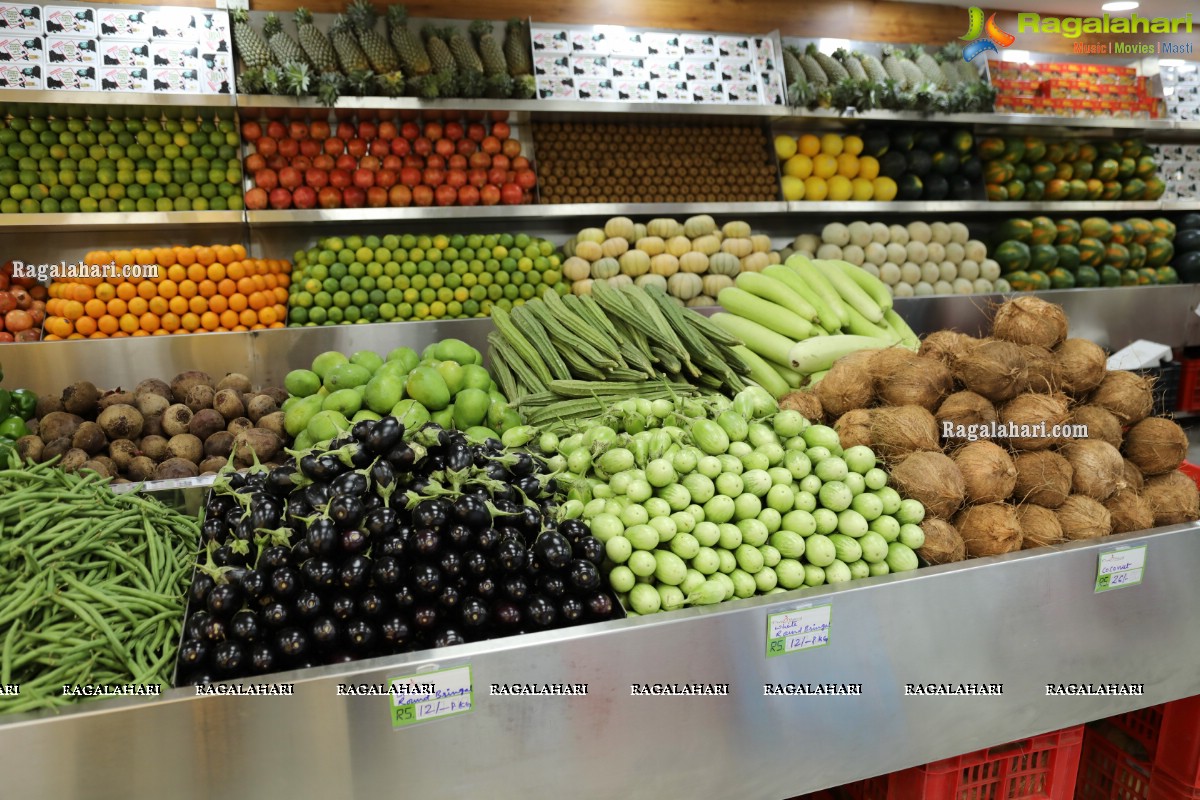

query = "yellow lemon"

[
  {"left": 872, "top": 176, "right": 898, "bottom": 202},
  {"left": 858, "top": 155, "right": 880, "bottom": 181},
  {"left": 803, "top": 176, "right": 828, "bottom": 202},
  {"left": 784, "top": 154, "right": 813, "bottom": 180},
  {"left": 826, "top": 175, "right": 853, "bottom": 201},
  {"left": 820, "top": 133, "right": 844, "bottom": 157},
  {"left": 836, "top": 153, "right": 860, "bottom": 179},
  {"left": 812, "top": 153, "right": 838, "bottom": 179},
  {"left": 774, "top": 135, "right": 798, "bottom": 161},
  {"left": 781, "top": 175, "right": 806, "bottom": 201},
  {"left": 851, "top": 177, "right": 875, "bottom": 201},
  {"left": 842, "top": 135, "right": 864, "bottom": 156},
  {"left": 797, "top": 134, "right": 821, "bottom": 157}
]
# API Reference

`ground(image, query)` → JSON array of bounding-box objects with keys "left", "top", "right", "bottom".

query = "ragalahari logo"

[{"left": 961, "top": 6, "right": 1015, "bottom": 61}]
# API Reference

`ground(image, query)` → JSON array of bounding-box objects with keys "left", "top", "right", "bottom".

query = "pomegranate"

[
  {"left": 342, "top": 186, "right": 366, "bottom": 208},
  {"left": 318, "top": 186, "right": 342, "bottom": 208},
  {"left": 244, "top": 187, "right": 268, "bottom": 209},
  {"left": 268, "top": 187, "right": 293, "bottom": 209},
  {"left": 388, "top": 184, "right": 412, "bottom": 207},
  {"left": 293, "top": 185, "right": 317, "bottom": 209}
]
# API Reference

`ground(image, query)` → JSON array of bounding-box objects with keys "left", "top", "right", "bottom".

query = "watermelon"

[
  {"left": 979, "top": 137, "right": 1006, "bottom": 160},
  {"left": 1006, "top": 270, "right": 1033, "bottom": 291},
  {"left": 1055, "top": 244, "right": 1081, "bottom": 271},
  {"left": 1029, "top": 216, "right": 1056, "bottom": 246},
  {"left": 1121, "top": 139, "right": 1144, "bottom": 159},
  {"left": 1078, "top": 143, "right": 1097, "bottom": 162},
  {"left": 1157, "top": 266, "right": 1179, "bottom": 284},
  {"left": 1176, "top": 229, "right": 1200, "bottom": 253},
  {"left": 1068, "top": 179, "right": 1088, "bottom": 200},
  {"left": 1085, "top": 179, "right": 1104, "bottom": 200},
  {"left": 998, "top": 218, "right": 1033, "bottom": 243},
  {"left": 1117, "top": 157, "right": 1136, "bottom": 180},
  {"left": 1126, "top": 242, "right": 1147, "bottom": 269},
  {"left": 916, "top": 131, "right": 941, "bottom": 153},
  {"left": 984, "top": 161, "right": 1013, "bottom": 185},
  {"left": 898, "top": 174, "right": 924, "bottom": 200},
  {"left": 950, "top": 129, "right": 974, "bottom": 156},
  {"left": 863, "top": 131, "right": 891, "bottom": 158},
  {"left": 1095, "top": 159, "right": 1119, "bottom": 181},
  {"left": 1055, "top": 219, "right": 1082, "bottom": 245},
  {"left": 1031, "top": 161, "right": 1057, "bottom": 183},
  {"left": 1072, "top": 160, "right": 1094, "bottom": 181},
  {"left": 1024, "top": 180, "right": 1045, "bottom": 201},
  {"left": 1045, "top": 179, "right": 1070, "bottom": 200},
  {"left": 1081, "top": 217, "right": 1113, "bottom": 241},
  {"left": 1013, "top": 163, "right": 1032, "bottom": 183},
  {"left": 1046, "top": 142, "right": 1067, "bottom": 163},
  {"left": 1005, "top": 179, "right": 1027, "bottom": 201},
  {"left": 1121, "top": 179, "right": 1147, "bottom": 200},
  {"left": 1177, "top": 251, "right": 1200, "bottom": 282},
  {"left": 1078, "top": 237, "right": 1105, "bottom": 267},
  {"left": 949, "top": 176, "right": 976, "bottom": 200},
  {"left": 1101, "top": 181, "right": 1123, "bottom": 200},
  {"left": 1178, "top": 213, "right": 1200, "bottom": 231},
  {"left": 1027, "top": 270, "right": 1052, "bottom": 290},
  {"left": 1047, "top": 267, "right": 1075, "bottom": 289},
  {"left": 1023, "top": 136, "right": 1047, "bottom": 163},
  {"left": 891, "top": 130, "right": 916, "bottom": 151},
  {"left": 1002, "top": 138, "right": 1026, "bottom": 163},
  {"left": 1030, "top": 243, "right": 1059, "bottom": 272},
  {"left": 1100, "top": 265, "right": 1122, "bottom": 287},
  {"left": 994, "top": 240, "right": 1032, "bottom": 272},
  {"left": 1105, "top": 242, "right": 1131, "bottom": 269},
  {"left": 1137, "top": 267, "right": 1158, "bottom": 285},
  {"left": 1062, "top": 140, "right": 1081, "bottom": 161},
  {"left": 1097, "top": 140, "right": 1123, "bottom": 160},
  {"left": 923, "top": 174, "right": 949, "bottom": 200},
  {"left": 961, "top": 157, "right": 983, "bottom": 180},
  {"left": 1075, "top": 266, "right": 1101, "bottom": 288},
  {"left": 907, "top": 150, "right": 932, "bottom": 176},
  {"left": 1145, "top": 238, "right": 1174, "bottom": 267},
  {"left": 986, "top": 184, "right": 1009, "bottom": 202},
  {"left": 1055, "top": 162, "right": 1074, "bottom": 181},
  {"left": 1143, "top": 177, "right": 1165, "bottom": 200},
  {"left": 1120, "top": 269, "right": 1139, "bottom": 286},
  {"left": 1110, "top": 221, "right": 1134, "bottom": 245},
  {"left": 1151, "top": 218, "right": 1177, "bottom": 240},
  {"left": 1128, "top": 218, "right": 1155, "bottom": 244},
  {"left": 1135, "top": 155, "right": 1157, "bottom": 178},
  {"left": 931, "top": 150, "right": 960, "bottom": 176}
]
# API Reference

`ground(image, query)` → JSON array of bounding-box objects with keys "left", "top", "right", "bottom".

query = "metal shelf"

[
  {"left": 0, "top": 211, "right": 245, "bottom": 233},
  {"left": 783, "top": 200, "right": 1165, "bottom": 215},
  {"left": 0, "top": 89, "right": 234, "bottom": 112},
  {"left": 2, "top": 521, "right": 1198, "bottom": 800}
]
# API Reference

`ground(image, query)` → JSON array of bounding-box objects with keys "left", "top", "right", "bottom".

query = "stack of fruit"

[
  {"left": 532, "top": 121, "right": 778, "bottom": 204},
  {"left": 1172, "top": 213, "right": 1200, "bottom": 283},
  {"left": 560, "top": 215, "right": 780, "bottom": 304},
  {"left": 782, "top": 41, "right": 994, "bottom": 114},
  {"left": 777, "top": 128, "right": 980, "bottom": 202},
  {"left": 243, "top": 113, "right": 533, "bottom": 210},
  {"left": 43, "top": 245, "right": 291, "bottom": 339},
  {"left": 990, "top": 216, "right": 1178, "bottom": 290},
  {"left": 286, "top": 231, "right": 563, "bottom": 325},
  {"left": 0, "top": 376, "right": 37, "bottom": 459},
  {"left": 232, "top": 4, "right": 534, "bottom": 101},
  {"left": 786, "top": 221, "right": 1005, "bottom": 297},
  {"left": 0, "top": 262, "right": 46, "bottom": 342},
  {"left": 979, "top": 136, "right": 1164, "bottom": 202},
  {"left": 0, "top": 112, "right": 242, "bottom": 214}
]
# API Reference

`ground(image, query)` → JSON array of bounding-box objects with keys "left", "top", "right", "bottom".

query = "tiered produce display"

[
  {"left": 1173, "top": 212, "right": 1200, "bottom": 283},
  {"left": 0, "top": 111, "right": 242, "bottom": 215},
  {"left": 0, "top": 262, "right": 46, "bottom": 342},
  {"left": 242, "top": 113, "right": 534, "bottom": 210},
  {"left": 776, "top": 127, "right": 979, "bottom": 202},
  {"left": 42, "top": 245, "right": 291, "bottom": 338},
  {"left": 0, "top": 371, "right": 38, "bottom": 457},
  {"left": 979, "top": 135, "right": 1164, "bottom": 202}
]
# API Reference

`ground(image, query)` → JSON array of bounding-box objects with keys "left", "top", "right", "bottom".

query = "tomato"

[
  {"left": 255, "top": 137, "right": 278, "bottom": 158},
  {"left": 388, "top": 185, "right": 412, "bottom": 207},
  {"left": 266, "top": 120, "right": 286, "bottom": 139},
  {"left": 412, "top": 185, "right": 434, "bottom": 207},
  {"left": 491, "top": 122, "right": 510, "bottom": 140},
  {"left": 289, "top": 121, "right": 309, "bottom": 140},
  {"left": 435, "top": 184, "right": 458, "bottom": 206},
  {"left": 242, "top": 121, "right": 262, "bottom": 141},
  {"left": 500, "top": 182, "right": 523, "bottom": 205},
  {"left": 515, "top": 169, "right": 537, "bottom": 190}
]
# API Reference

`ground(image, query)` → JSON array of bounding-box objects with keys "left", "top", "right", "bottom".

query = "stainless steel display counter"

[{"left": 1, "top": 521, "right": 1196, "bottom": 800}]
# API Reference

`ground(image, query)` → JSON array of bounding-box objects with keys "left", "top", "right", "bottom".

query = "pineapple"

[
  {"left": 232, "top": 9, "right": 274, "bottom": 69},
  {"left": 781, "top": 48, "right": 802, "bottom": 86},
  {"left": 880, "top": 46, "right": 910, "bottom": 89},
  {"left": 907, "top": 44, "right": 948, "bottom": 90},
  {"left": 794, "top": 46, "right": 828, "bottom": 87},
  {"left": 284, "top": 62, "right": 313, "bottom": 96},
  {"left": 260, "top": 65, "right": 284, "bottom": 95},
  {"left": 348, "top": 69, "right": 377, "bottom": 95},
  {"left": 834, "top": 48, "right": 867, "bottom": 82},
  {"left": 385, "top": 6, "right": 431, "bottom": 76},
  {"left": 407, "top": 74, "right": 440, "bottom": 99},
  {"left": 470, "top": 20, "right": 507, "bottom": 77},
  {"left": 808, "top": 43, "right": 848, "bottom": 83},
  {"left": 317, "top": 71, "right": 346, "bottom": 105},
  {"left": 376, "top": 70, "right": 407, "bottom": 97},
  {"left": 263, "top": 13, "right": 311, "bottom": 69},
  {"left": 329, "top": 15, "right": 369, "bottom": 74},
  {"left": 422, "top": 26, "right": 457, "bottom": 74},
  {"left": 503, "top": 18, "right": 532, "bottom": 77},
  {"left": 346, "top": 0, "right": 398, "bottom": 74},
  {"left": 294, "top": 9, "right": 338, "bottom": 75},
  {"left": 512, "top": 74, "right": 536, "bottom": 99},
  {"left": 448, "top": 27, "right": 483, "bottom": 74},
  {"left": 456, "top": 68, "right": 485, "bottom": 98},
  {"left": 855, "top": 51, "right": 889, "bottom": 84},
  {"left": 237, "top": 67, "right": 265, "bottom": 94},
  {"left": 941, "top": 43, "right": 981, "bottom": 84}
]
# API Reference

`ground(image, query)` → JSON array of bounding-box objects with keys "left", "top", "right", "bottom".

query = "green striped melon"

[
  {"left": 1055, "top": 244, "right": 1081, "bottom": 271},
  {"left": 994, "top": 240, "right": 1031, "bottom": 273},
  {"left": 997, "top": 219, "right": 1033, "bottom": 243},
  {"left": 1047, "top": 267, "right": 1075, "bottom": 289},
  {"left": 1029, "top": 216, "right": 1056, "bottom": 246},
  {"left": 1145, "top": 238, "right": 1174, "bottom": 267},
  {"left": 1075, "top": 266, "right": 1101, "bottom": 287},
  {"left": 1081, "top": 218, "right": 1113, "bottom": 242},
  {"left": 1105, "top": 242, "right": 1131, "bottom": 270},
  {"left": 1126, "top": 242, "right": 1147, "bottom": 269},
  {"left": 1055, "top": 218, "right": 1082, "bottom": 245},
  {"left": 1151, "top": 217, "right": 1177, "bottom": 241},
  {"left": 1100, "top": 265, "right": 1121, "bottom": 287},
  {"left": 1110, "top": 221, "right": 1134, "bottom": 246},
  {"left": 1030, "top": 243, "right": 1059, "bottom": 272},
  {"left": 1078, "top": 237, "right": 1105, "bottom": 267}
]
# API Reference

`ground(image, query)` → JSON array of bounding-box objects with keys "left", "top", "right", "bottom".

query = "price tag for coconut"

[
  {"left": 767, "top": 604, "right": 832, "bottom": 658},
  {"left": 389, "top": 665, "right": 474, "bottom": 728},
  {"left": 1095, "top": 545, "right": 1147, "bottom": 593}
]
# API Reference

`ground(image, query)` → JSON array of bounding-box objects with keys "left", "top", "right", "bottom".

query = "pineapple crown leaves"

[
  {"left": 237, "top": 68, "right": 264, "bottom": 94},
  {"left": 262, "top": 13, "right": 283, "bottom": 40},
  {"left": 316, "top": 71, "right": 346, "bottom": 104},
  {"left": 804, "top": 42, "right": 823, "bottom": 57},
  {"left": 345, "top": 0, "right": 380, "bottom": 32},
  {"left": 385, "top": 4, "right": 409, "bottom": 30},
  {"left": 512, "top": 74, "right": 536, "bottom": 99},
  {"left": 420, "top": 24, "right": 448, "bottom": 43},
  {"left": 787, "top": 75, "right": 816, "bottom": 108},
  {"left": 283, "top": 61, "right": 313, "bottom": 97},
  {"left": 469, "top": 19, "right": 495, "bottom": 43},
  {"left": 347, "top": 68, "right": 376, "bottom": 94},
  {"left": 506, "top": 17, "right": 525, "bottom": 30},
  {"left": 432, "top": 68, "right": 458, "bottom": 94},
  {"left": 261, "top": 65, "right": 283, "bottom": 94},
  {"left": 375, "top": 71, "right": 407, "bottom": 97},
  {"left": 833, "top": 47, "right": 853, "bottom": 62},
  {"left": 232, "top": 8, "right": 251, "bottom": 25},
  {"left": 294, "top": 7, "right": 315, "bottom": 26},
  {"left": 407, "top": 73, "right": 440, "bottom": 99},
  {"left": 457, "top": 69, "right": 485, "bottom": 98},
  {"left": 905, "top": 43, "right": 929, "bottom": 61},
  {"left": 483, "top": 71, "right": 513, "bottom": 99}
]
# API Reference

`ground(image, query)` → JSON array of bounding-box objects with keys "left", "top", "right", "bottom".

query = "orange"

[
  {"left": 178, "top": 280, "right": 198, "bottom": 299},
  {"left": 66, "top": 333, "right": 85, "bottom": 340},
  {"left": 148, "top": 296, "right": 168, "bottom": 316},
  {"left": 188, "top": 295, "right": 208, "bottom": 314},
  {"left": 248, "top": 291, "right": 268, "bottom": 311},
  {"left": 251, "top": 275, "right": 266, "bottom": 291},
  {"left": 219, "top": 310, "right": 239, "bottom": 329},
  {"left": 174, "top": 247, "right": 195, "bottom": 267},
  {"left": 263, "top": 274, "right": 278, "bottom": 290},
  {"left": 180, "top": 312, "right": 200, "bottom": 332},
  {"left": 166, "top": 264, "right": 186, "bottom": 283},
  {"left": 797, "top": 134, "right": 821, "bottom": 158},
  {"left": 238, "top": 309, "right": 257, "bottom": 326},
  {"left": 200, "top": 311, "right": 220, "bottom": 331},
  {"left": 232, "top": 325, "right": 248, "bottom": 332},
  {"left": 135, "top": 281, "right": 155, "bottom": 300},
  {"left": 236, "top": 277, "right": 255, "bottom": 295},
  {"left": 208, "top": 294, "right": 228, "bottom": 314},
  {"left": 161, "top": 312, "right": 180, "bottom": 332},
  {"left": 74, "top": 316, "right": 97, "bottom": 336},
  {"left": 194, "top": 246, "right": 215, "bottom": 266},
  {"left": 84, "top": 299, "right": 106, "bottom": 318},
  {"left": 277, "top": 273, "right": 290, "bottom": 288},
  {"left": 258, "top": 306, "right": 277, "bottom": 325},
  {"left": 106, "top": 298, "right": 127, "bottom": 317},
  {"left": 217, "top": 279, "right": 236, "bottom": 297},
  {"left": 63, "top": 300, "right": 85, "bottom": 320},
  {"left": 168, "top": 296, "right": 188, "bottom": 316},
  {"left": 85, "top": 250, "right": 110, "bottom": 267},
  {"left": 152, "top": 329, "right": 169, "bottom": 336},
  {"left": 231, "top": 244, "right": 247, "bottom": 261},
  {"left": 154, "top": 247, "right": 177, "bottom": 267},
  {"left": 214, "top": 245, "right": 234, "bottom": 265},
  {"left": 250, "top": 323, "right": 266, "bottom": 331},
  {"left": 273, "top": 287, "right": 288, "bottom": 304},
  {"left": 131, "top": 330, "right": 149, "bottom": 337},
  {"left": 128, "top": 297, "right": 148, "bottom": 316},
  {"left": 95, "top": 283, "right": 115, "bottom": 302},
  {"left": 116, "top": 282, "right": 137, "bottom": 301},
  {"left": 112, "top": 250, "right": 134, "bottom": 269},
  {"left": 117, "top": 313, "right": 138, "bottom": 333},
  {"left": 228, "top": 293, "right": 247, "bottom": 312},
  {"left": 269, "top": 322, "right": 285, "bottom": 329},
  {"left": 139, "top": 312, "right": 160, "bottom": 332},
  {"left": 186, "top": 263, "right": 206, "bottom": 283},
  {"left": 226, "top": 261, "right": 246, "bottom": 280},
  {"left": 47, "top": 318, "right": 72, "bottom": 338},
  {"left": 93, "top": 331, "right": 112, "bottom": 339},
  {"left": 207, "top": 262, "right": 226, "bottom": 282},
  {"left": 97, "top": 314, "right": 119, "bottom": 335},
  {"left": 134, "top": 248, "right": 155, "bottom": 266},
  {"left": 158, "top": 280, "right": 178, "bottom": 299},
  {"left": 44, "top": 334, "right": 61, "bottom": 341},
  {"left": 73, "top": 284, "right": 94, "bottom": 301},
  {"left": 198, "top": 279, "right": 217, "bottom": 298}
]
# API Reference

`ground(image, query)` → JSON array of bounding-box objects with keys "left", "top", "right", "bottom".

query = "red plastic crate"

[
  {"left": 1150, "top": 770, "right": 1200, "bottom": 800},
  {"left": 843, "top": 727, "right": 1083, "bottom": 800},
  {"left": 1180, "top": 463, "right": 1200, "bottom": 492},
  {"left": 1154, "top": 697, "right": 1200, "bottom": 788},
  {"left": 1077, "top": 727, "right": 1153, "bottom": 800},
  {"left": 1113, "top": 705, "right": 1167, "bottom": 758},
  {"left": 1179, "top": 359, "right": 1200, "bottom": 412}
]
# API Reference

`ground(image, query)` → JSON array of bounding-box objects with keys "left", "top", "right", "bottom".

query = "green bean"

[{"left": 1, "top": 619, "right": 22, "bottom": 686}]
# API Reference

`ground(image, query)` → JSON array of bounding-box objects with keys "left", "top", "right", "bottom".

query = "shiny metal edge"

[
  {"left": 0, "top": 211, "right": 246, "bottom": 232},
  {"left": 0, "top": 89, "right": 235, "bottom": 108},
  {"left": 244, "top": 202, "right": 789, "bottom": 226}
]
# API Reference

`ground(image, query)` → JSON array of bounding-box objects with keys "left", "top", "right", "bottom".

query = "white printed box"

[
  {"left": 576, "top": 77, "right": 614, "bottom": 100},
  {"left": 97, "top": 7, "right": 149, "bottom": 39},
  {"left": 200, "top": 63, "right": 231, "bottom": 94},
  {"left": 609, "top": 31, "right": 645, "bottom": 56},
  {"left": 536, "top": 75, "right": 575, "bottom": 99},
  {"left": 720, "top": 59, "right": 755, "bottom": 82},
  {"left": 646, "top": 57, "right": 681, "bottom": 81},
  {"left": 0, "top": 33, "right": 40, "bottom": 61},
  {"left": 614, "top": 79, "right": 652, "bottom": 101},
  {"left": 150, "top": 66, "right": 198, "bottom": 92},
  {"left": 610, "top": 57, "right": 646, "bottom": 80},
  {"left": 643, "top": 32, "right": 680, "bottom": 56},
  {"left": 44, "top": 6, "right": 94, "bottom": 36},
  {"left": 45, "top": 63, "right": 95, "bottom": 89},
  {"left": 754, "top": 36, "right": 776, "bottom": 70},
  {"left": 716, "top": 35, "right": 752, "bottom": 59},
  {"left": 199, "top": 51, "right": 232, "bottom": 73},
  {"left": 572, "top": 55, "right": 610, "bottom": 78},
  {"left": 150, "top": 40, "right": 198, "bottom": 68},
  {"left": 100, "top": 65, "right": 147, "bottom": 91},
  {"left": 687, "top": 80, "right": 725, "bottom": 103},
  {"left": 0, "top": 4, "right": 39, "bottom": 32},
  {"left": 653, "top": 80, "right": 690, "bottom": 102},
  {"left": 196, "top": 11, "right": 229, "bottom": 54},
  {"left": 726, "top": 79, "right": 760, "bottom": 104},
  {"left": 571, "top": 29, "right": 603, "bottom": 53},
  {"left": 98, "top": 39, "right": 148, "bottom": 67},
  {"left": 533, "top": 54, "right": 571, "bottom": 77},
  {"left": 47, "top": 35, "right": 97, "bottom": 65},
  {"left": 682, "top": 57, "right": 718, "bottom": 81},
  {"left": 680, "top": 33, "right": 716, "bottom": 56},
  {"left": 530, "top": 27, "right": 569, "bottom": 53},
  {"left": 147, "top": 9, "right": 197, "bottom": 41},
  {"left": 0, "top": 60, "right": 38, "bottom": 86}
]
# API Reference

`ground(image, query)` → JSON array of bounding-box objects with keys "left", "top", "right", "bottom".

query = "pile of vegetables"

[
  {"left": 713, "top": 254, "right": 918, "bottom": 398},
  {"left": 784, "top": 295, "right": 1199, "bottom": 563},
  {"left": 176, "top": 418, "right": 618, "bottom": 684},
  {"left": 0, "top": 365, "right": 37, "bottom": 460},
  {"left": 539, "top": 387, "right": 925, "bottom": 615},
  {"left": 0, "top": 459, "right": 199, "bottom": 715}
]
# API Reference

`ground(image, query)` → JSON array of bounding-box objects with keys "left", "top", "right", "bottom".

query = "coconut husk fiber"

[
  {"left": 778, "top": 390, "right": 824, "bottom": 425},
  {"left": 1141, "top": 470, "right": 1200, "bottom": 526},
  {"left": 1090, "top": 370, "right": 1154, "bottom": 426},
  {"left": 1012, "top": 450, "right": 1073, "bottom": 508},
  {"left": 1017, "top": 504, "right": 1065, "bottom": 549},
  {"left": 998, "top": 392, "right": 1070, "bottom": 451},
  {"left": 919, "top": 331, "right": 979, "bottom": 370},
  {"left": 1122, "top": 416, "right": 1188, "bottom": 476},
  {"left": 889, "top": 451, "right": 966, "bottom": 519},
  {"left": 872, "top": 349, "right": 953, "bottom": 412},
  {"left": 1104, "top": 489, "right": 1156, "bottom": 535},
  {"left": 917, "top": 518, "right": 967, "bottom": 565},
  {"left": 1052, "top": 338, "right": 1107, "bottom": 395},
  {"left": 1069, "top": 405, "right": 1123, "bottom": 450},
  {"left": 1056, "top": 495, "right": 1113, "bottom": 540},
  {"left": 1021, "top": 345, "right": 1057, "bottom": 394},
  {"left": 814, "top": 350, "right": 876, "bottom": 419},
  {"left": 952, "top": 441, "right": 1017, "bottom": 504},
  {"left": 869, "top": 405, "right": 940, "bottom": 460},
  {"left": 1061, "top": 440, "right": 1126, "bottom": 501},
  {"left": 992, "top": 295, "right": 1069, "bottom": 349},
  {"left": 834, "top": 409, "right": 872, "bottom": 449},
  {"left": 954, "top": 503, "right": 1023, "bottom": 556},
  {"left": 954, "top": 338, "right": 1028, "bottom": 403},
  {"left": 936, "top": 391, "right": 997, "bottom": 443}
]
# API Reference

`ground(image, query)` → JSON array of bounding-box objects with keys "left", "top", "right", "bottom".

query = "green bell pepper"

[
  {"left": 0, "top": 390, "right": 9, "bottom": 422},
  {"left": 10, "top": 389, "right": 35, "bottom": 421},
  {"left": 0, "top": 416, "right": 27, "bottom": 440}
]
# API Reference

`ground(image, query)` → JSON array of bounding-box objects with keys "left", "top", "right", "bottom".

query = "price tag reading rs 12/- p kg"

[
  {"left": 766, "top": 604, "right": 832, "bottom": 658},
  {"left": 1095, "top": 545, "right": 1147, "bottom": 593},
  {"left": 389, "top": 665, "right": 473, "bottom": 728}
]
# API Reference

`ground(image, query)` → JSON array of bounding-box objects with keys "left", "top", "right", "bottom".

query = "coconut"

[
  {"left": 954, "top": 503, "right": 1023, "bottom": 556},
  {"left": 1061, "top": 440, "right": 1125, "bottom": 501},
  {"left": 936, "top": 391, "right": 997, "bottom": 443},
  {"left": 890, "top": 451, "right": 966, "bottom": 519},
  {"left": 954, "top": 338, "right": 1028, "bottom": 403},
  {"left": 834, "top": 409, "right": 872, "bottom": 449},
  {"left": 918, "top": 331, "right": 978, "bottom": 369},
  {"left": 1141, "top": 471, "right": 1200, "bottom": 526},
  {"left": 1122, "top": 417, "right": 1187, "bottom": 476},
  {"left": 917, "top": 518, "right": 967, "bottom": 565},
  {"left": 1104, "top": 489, "right": 1156, "bottom": 534},
  {"left": 872, "top": 349, "right": 953, "bottom": 411},
  {"left": 1020, "top": 345, "right": 1057, "bottom": 394},
  {"left": 1090, "top": 371, "right": 1153, "bottom": 425},
  {"left": 1012, "top": 451, "right": 1073, "bottom": 508},
  {"left": 998, "top": 392, "right": 1070, "bottom": 451},
  {"left": 1123, "top": 459, "right": 1145, "bottom": 493},
  {"left": 952, "top": 441, "right": 1017, "bottom": 504},
  {"left": 1017, "top": 504, "right": 1065, "bottom": 549},
  {"left": 1056, "top": 495, "right": 1113, "bottom": 540},
  {"left": 778, "top": 390, "right": 824, "bottom": 424},
  {"left": 1069, "top": 405, "right": 1123, "bottom": 449},
  {"left": 992, "top": 295, "right": 1069, "bottom": 349},
  {"left": 869, "top": 405, "right": 940, "bottom": 459},
  {"left": 1052, "top": 338, "right": 1106, "bottom": 395},
  {"left": 814, "top": 350, "right": 875, "bottom": 418}
]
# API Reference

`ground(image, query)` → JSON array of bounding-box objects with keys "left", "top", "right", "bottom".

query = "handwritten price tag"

[
  {"left": 389, "top": 665, "right": 473, "bottom": 728},
  {"left": 1095, "top": 545, "right": 1147, "bottom": 593},
  {"left": 766, "top": 604, "right": 832, "bottom": 658}
]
